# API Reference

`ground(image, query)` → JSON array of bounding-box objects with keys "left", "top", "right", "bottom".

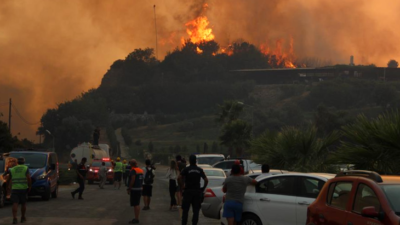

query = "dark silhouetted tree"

[
  {"left": 203, "top": 142, "right": 208, "bottom": 153},
  {"left": 387, "top": 59, "right": 399, "bottom": 68}
]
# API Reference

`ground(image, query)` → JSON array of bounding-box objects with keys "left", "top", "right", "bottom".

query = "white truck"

[{"left": 69, "top": 143, "right": 109, "bottom": 165}]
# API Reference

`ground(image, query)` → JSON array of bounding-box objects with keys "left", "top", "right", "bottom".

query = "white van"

[
  {"left": 195, "top": 154, "right": 225, "bottom": 166},
  {"left": 70, "top": 143, "right": 108, "bottom": 165}
]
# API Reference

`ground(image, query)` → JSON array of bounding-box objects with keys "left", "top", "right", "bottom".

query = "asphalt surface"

[{"left": 0, "top": 166, "right": 220, "bottom": 225}]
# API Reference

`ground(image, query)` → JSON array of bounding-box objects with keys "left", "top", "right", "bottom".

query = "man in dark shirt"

[
  {"left": 178, "top": 155, "right": 208, "bottom": 225},
  {"left": 176, "top": 155, "right": 186, "bottom": 173},
  {"left": 71, "top": 157, "right": 87, "bottom": 200}
]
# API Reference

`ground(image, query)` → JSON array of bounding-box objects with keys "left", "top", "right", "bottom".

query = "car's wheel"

[
  {"left": 88, "top": 180, "right": 94, "bottom": 184},
  {"left": 42, "top": 187, "right": 51, "bottom": 201},
  {"left": 51, "top": 184, "right": 58, "bottom": 198},
  {"left": 0, "top": 186, "right": 5, "bottom": 208},
  {"left": 241, "top": 214, "right": 262, "bottom": 225}
]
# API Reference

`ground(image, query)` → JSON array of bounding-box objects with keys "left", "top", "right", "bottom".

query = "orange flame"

[
  {"left": 196, "top": 47, "right": 203, "bottom": 54},
  {"left": 260, "top": 38, "right": 297, "bottom": 68},
  {"left": 182, "top": 3, "right": 214, "bottom": 50}
]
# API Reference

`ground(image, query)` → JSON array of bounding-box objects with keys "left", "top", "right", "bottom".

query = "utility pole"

[
  {"left": 8, "top": 98, "right": 11, "bottom": 132},
  {"left": 153, "top": 5, "right": 158, "bottom": 60}
]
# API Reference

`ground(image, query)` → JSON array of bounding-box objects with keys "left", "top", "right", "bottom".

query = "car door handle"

[
  {"left": 259, "top": 198, "right": 270, "bottom": 202},
  {"left": 297, "top": 201, "right": 310, "bottom": 205}
]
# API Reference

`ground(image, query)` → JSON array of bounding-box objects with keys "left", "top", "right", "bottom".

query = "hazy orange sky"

[{"left": 0, "top": 0, "right": 399, "bottom": 140}]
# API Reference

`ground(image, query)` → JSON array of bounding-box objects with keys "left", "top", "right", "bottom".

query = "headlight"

[
  {"left": 108, "top": 169, "right": 112, "bottom": 172},
  {"left": 37, "top": 172, "right": 47, "bottom": 180},
  {"left": 89, "top": 168, "right": 93, "bottom": 172}
]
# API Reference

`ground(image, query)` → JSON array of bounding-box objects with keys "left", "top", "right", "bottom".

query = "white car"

[
  {"left": 220, "top": 173, "right": 335, "bottom": 225},
  {"left": 202, "top": 170, "right": 285, "bottom": 220}
]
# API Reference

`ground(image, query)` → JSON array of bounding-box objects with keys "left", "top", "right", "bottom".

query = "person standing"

[
  {"left": 256, "top": 164, "right": 271, "bottom": 180},
  {"left": 122, "top": 160, "right": 128, "bottom": 186},
  {"left": 124, "top": 160, "right": 132, "bottom": 186},
  {"left": 113, "top": 157, "right": 123, "bottom": 190},
  {"left": 142, "top": 159, "right": 155, "bottom": 210},
  {"left": 175, "top": 155, "right": 186, "bottom": 206},
  {"left": 178, "top": 155, "right": 208, "bottom": 225},
  {"left": 99, "top": 162, "right": 108, "bottom": 189},
  {"left": 8, "top": 158, "right": 31, "bottom": 224},
  {"left": 223, "top": 164, "right": 257, "bottom": 225},
  {"left": 127, "top": 159, "right": 144, "bottom": 224},
  {"left": 71, "top": 157, "right": 88, "bottom": 200},
  {"left": 166, "top": 160, "right": 179, "bottom": 210}
]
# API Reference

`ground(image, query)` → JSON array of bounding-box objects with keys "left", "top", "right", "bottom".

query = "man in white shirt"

[
  {"left": 256, "top": 164, "right": 271, "bottom": 180},
  {"left": 99, "top": 162, "right": 108, "bottom": 189}
]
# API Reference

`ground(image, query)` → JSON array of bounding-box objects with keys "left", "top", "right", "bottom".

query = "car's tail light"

[
  {"left": 204, "top": 188, "right": 216, "bottom": 198},
  {"left": 94, "top": 170, "right": 99, "bottom": 173}
]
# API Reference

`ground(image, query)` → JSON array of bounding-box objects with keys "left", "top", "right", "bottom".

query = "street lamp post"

[{"left": 46, "top": 130, "right": 55, "bottom": 152}]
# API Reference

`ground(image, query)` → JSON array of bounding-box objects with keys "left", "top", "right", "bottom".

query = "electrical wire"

[{"left": 11, "top": 104, "right": 41, "bottom": 125}]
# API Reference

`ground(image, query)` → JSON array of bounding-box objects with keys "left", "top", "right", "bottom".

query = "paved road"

[{"left": 0, "top": 166, "right": 220, "bottom": 225}]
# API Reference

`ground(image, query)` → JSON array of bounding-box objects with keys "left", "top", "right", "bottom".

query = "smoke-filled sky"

[{"left": 0, "top": 0, "right": 399, "bottom": 140}]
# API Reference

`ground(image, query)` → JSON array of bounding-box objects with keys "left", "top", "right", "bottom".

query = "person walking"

[
  {"left": 124, "top": 160, "right": 132, "bottom": 186},
  {"left": 222, "top": 164, "right": 257, "bottom": 225},
  {"left": 178, "top": 155, "right": 208, "bottom": 225},
  {"left": 175, "top": 155, "right": 186, "bottom": 206},
  {"left": 7, "top": 158, "right": 31, "bottom": 224},
  {"left": 166, "top": 160, "right": 179, "bottom": 210},
  {"left": 127, "top": 159, "right": 144, "bottom": 224},
  {"left": 71, "top": 157, "right": 88, "bottom": 200},
  {"left": 256, "top": 164, "right": 271, "bottom": 179},
  {"left": 142, "top": 159, "right": 155, "bottom": 210},
  {"left": 113, "top": 157, "right": 123, "bottom": 190},
  {"left": 122, "top": 159, "right": 128, "bottom": 186},
  {"left": 99, "top": 162, "right": 108, "bottom": 189}
]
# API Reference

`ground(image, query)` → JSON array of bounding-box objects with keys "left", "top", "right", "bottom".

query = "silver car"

[
  {"left": 201, "top": 169, "right": 285, "bottom": 219},
  {"left": 201, "top": 168, "right": 226, "bottom": 188}
]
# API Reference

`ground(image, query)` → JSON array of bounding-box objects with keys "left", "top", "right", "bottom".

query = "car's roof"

[
  {"left": 10, "top": 151, "right": 49, "bottom": 155},
  {"left": 256, "top": 172, "right": 335, "bottom": 181},
  {"left": 379, "top": 175, "right": 400, "bottom": 184},
  {"left": 203, "top": 168, "right": 225, "bottom": 172},
  {"left": 195, "top": 154, "right": 224, "bottom": 157}
]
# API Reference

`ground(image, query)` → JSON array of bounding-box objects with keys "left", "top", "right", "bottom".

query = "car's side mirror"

[{"left": 361, "top": 206, "right": 384, "bottom": 220}]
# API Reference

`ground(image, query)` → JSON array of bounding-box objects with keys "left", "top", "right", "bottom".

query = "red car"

[
  {"left": 87, "top": 158, "right": 114, "bottom": 184},
  {"left": 307, "top": 170, "right": 400, "bottom": 225}
]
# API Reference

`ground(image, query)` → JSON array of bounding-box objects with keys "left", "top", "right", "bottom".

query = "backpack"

[{"left": 144, "top": 167, "right": 155, "bottom": 185}]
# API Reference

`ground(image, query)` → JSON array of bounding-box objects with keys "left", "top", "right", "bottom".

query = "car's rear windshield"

[
  {"left": 9, "top": 153, "right": 47, "bottom": 169},
  {"left": 204, "top": 169, "right": 225, "bottom": 177},
  {"left": 197, "top": 156, "right": 224, "bottom": 165},
  {"left": 0, "top": 160, "right": 4, "bottom": 173},
  {"left": 381, "top": 184, "right": 400, "bottom": 215},
  {"left": 91, "top": 161, "right": 112, "bottom": 167}
]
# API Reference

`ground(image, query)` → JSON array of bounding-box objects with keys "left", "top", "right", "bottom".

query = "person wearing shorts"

[
  {"left": 8, "top": 158, "right": 31, "bottom": 224},
  {"left": 142, "top": 159, "right": 155, "bottom": 210},
  {"left": 127, "top": 159, "right": 143, "bottom": 224},
  {"left": 222, "top": 164, "right": 257, "bottom": 225}
]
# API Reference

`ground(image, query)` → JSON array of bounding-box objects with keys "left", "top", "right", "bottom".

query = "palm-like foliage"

[
  {"left": 219, "top": 120, "right": 252, "bottom": 157},
  {"left": 216, "top": 100, "right": 244, "bottom": 124},
  {"left": 250, "top": 126, "right": 340, "bottom": 172},
  {"left": 335, "top": 111, "right": 400, "bottom": 174}
]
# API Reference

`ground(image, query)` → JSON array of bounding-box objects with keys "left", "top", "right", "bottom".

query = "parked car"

[
  {"left": 213, "top": 159, "right": 261, "bottom": 175},
  {"left": 307, "top": 170, "right": 400, "bottom": 225},
  {"left": 202, "top": 170, "right": 285, "bottom": 220},
  {"left": 0, "top": 154, "right": 17, "bottom": 207},
  {"left": 220, "top": 173, "right": 335, "bottom": 225},
  {"left": 9, "top": 150, "right": 59, "bottom": 201},
  {"left": 201, "top": 168, "right": 226, "bottom": 188},
  {"left": 195, "top": 154, "right": 225, "bottom": 166},
  {"left": 87, "top": 158, "right": 114, "bottom": 184}
]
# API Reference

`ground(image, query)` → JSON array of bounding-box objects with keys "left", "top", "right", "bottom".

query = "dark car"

[{"left": 9, "top": 150, "right": 59, "bottom": 201}]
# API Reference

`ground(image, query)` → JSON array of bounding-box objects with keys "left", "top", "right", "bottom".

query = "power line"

[{"left": 11, "top": 104, "right": 41, "bottom": 126}]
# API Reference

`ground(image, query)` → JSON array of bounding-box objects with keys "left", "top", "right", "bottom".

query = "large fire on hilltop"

[{"left": 180, "top": 3, "right": 298, "bottom": 68}]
